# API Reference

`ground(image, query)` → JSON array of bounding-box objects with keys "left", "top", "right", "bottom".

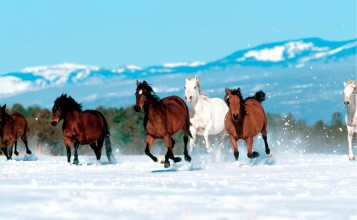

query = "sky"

[{"left": 0, "top": 0, "right": 356, "bottom": 74}]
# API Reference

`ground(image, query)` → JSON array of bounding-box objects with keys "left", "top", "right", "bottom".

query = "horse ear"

[
  {"left": 136, "top": 80, "right": 140, "bottom": 86},
  {"left": 3, "top": 104, "right": 6, "bottom": 109},
  {"left": 225, "top": 88, "right": 231, "bottom": 94},
  {"left": 195, "top": 75, "right": 199, "bottom": 81},
  {"left": 344, "top": 82, "right": 347, "bottom": 87}
]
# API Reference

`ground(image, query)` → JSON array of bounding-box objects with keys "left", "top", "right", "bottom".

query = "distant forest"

[{"left": 0, "top": 103, "right": 349, "bottom": 157}]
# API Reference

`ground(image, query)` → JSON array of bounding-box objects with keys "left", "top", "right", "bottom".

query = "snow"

[
  {"left": 0, "top": 76, "right": 32, "bottom": 95},
  {"left": 1, "top": 152, "right": 356, "bottom": 219},
  {"left": 239, "top": 46, "right": 285, "bottom": 62},
  {"left": 163, "top": 61, "right": 205, "bottom": 68}
]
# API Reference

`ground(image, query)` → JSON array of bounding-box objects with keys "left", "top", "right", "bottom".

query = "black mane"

[
  {"left": 53, "top": 94, "right": 82, "bottom": 112},
  {"left": 137, "top": 81, "right": 161, "bottom": 103}
]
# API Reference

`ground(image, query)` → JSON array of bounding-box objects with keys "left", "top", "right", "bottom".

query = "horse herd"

[{"left": 0, "top": 76, "right": 356, "bottom": 167}]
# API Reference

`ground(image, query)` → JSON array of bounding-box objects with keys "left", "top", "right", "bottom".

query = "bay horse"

[
  {"left": 0, "top": 104, "right": 32, "bottom": 160},
  {"left": 185, "top": 75, "right": 228, "bottom": 155},
  {"left": 343, "top": 80, "right": 356, "bottom": 160},
  {"left": 134, "top": 80, "right": 191, "bottom": 168},
  {"left": 51, "top": 94, "right": 116, "bottom": 164},
  {"left": 224, "top": 88, "right": 272, "bottom": 161}
]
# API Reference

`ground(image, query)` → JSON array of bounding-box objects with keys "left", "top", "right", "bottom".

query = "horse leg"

[
  {"left": 96, "top": 137, "right": 104, "bottom": 162},
  {"left": 170, "top": 137, "right": 182, "bottom": 163},
  {"left": 73, "top": 141, "right": 80, "bottom": 165},
  {"left": 145, "top": 135, "right": 158, "bottom": 162},
  {"left": 1, "top": 145, "right": 10, "bottom": 160},
  {"left": 183, "top": 134, "right": 191, "bottom": 162},
  {"left": 246, "top": 137, "right": 259, "bottom": 159},
  {"left": 163, "top": 136, "right": 176, "bottom": 168},
  {"left": 229, "top": 135, "right": 239, "bottom": 161},
  {"left": 90, "top": 143, "right": 101, "bottom": 162},
  {"left": 188, "top": 126, "right": 196, "bottom": 154},
  {"left": 203, "top": 129, "right": 212, "bottom": 154},
  {"left": 216, "top": 130, "right": 227, "bottom": 159},
  {"left": 347, "top": 126, "right": 355, "bottom": 160},
  {"left": 64, "top": 138, "right": 72, "bottom": 163},
  {"left": 261, "top": 130, "right": 272, "bottom": 157},
  {"left": 14, "top": 141, "right": 19, "bottom": 156},
  {"left": 21, "top": 134, "right": 32, "bottom": 154},
  {"left": 6, "top": 140, "right": 15, "bottom": 160}
]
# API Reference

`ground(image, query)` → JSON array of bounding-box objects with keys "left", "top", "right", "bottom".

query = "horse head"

[
  {"left": 225, "top": 88, "right": 243, "bottom": 121},
  {"left": 0, "top": 104, "right": 7, "bottom": 124},
  {"left": 51, "top": 94, "right": 82, "bottom": 126},
  {"left": 135, "top": 80, "right": 154, "bottom": 112},
  {"left": 344, "top": 80, "right": 357, "bottom": 108},
  {"left": 185, "top": 75, "right": 200, "bottom": 103}
]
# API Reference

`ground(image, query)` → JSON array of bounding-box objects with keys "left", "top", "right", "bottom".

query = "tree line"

[{"left": 0, "top": 103, "right": 349, "bottom": 157}]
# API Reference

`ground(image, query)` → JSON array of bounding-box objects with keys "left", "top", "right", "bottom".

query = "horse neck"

[
  {"left": 63, "top": 109, "right": 81, "bottom": 122},
  {"left": 347, "top": 94, "right": 357, "bottom": 124},
  {"left": 143, "top": 96, "right": 162, "bottom": 117}
]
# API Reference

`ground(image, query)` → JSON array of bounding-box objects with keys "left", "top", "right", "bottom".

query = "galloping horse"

[
  {"left": 224, "top": 88, "right": 272, "bottom": 161},
  {"left": 51, "top": 94, "right": 116, "bottom": 164},
  {"left": 185, "top": 75, "right": 228, "bottom": 154},
  {"left": 134, "top": 80, "right": 191, "bottom": 168},
  {"left": 343, "top": 80, "right": 356, "bottom": 160},
  {"left": 0, "top": 104, "right": 32, "bottom": 160}
]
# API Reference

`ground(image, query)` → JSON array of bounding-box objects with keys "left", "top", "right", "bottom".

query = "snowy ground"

[{"left": 0, "top": 151, "right": 356, "bottom": 220}]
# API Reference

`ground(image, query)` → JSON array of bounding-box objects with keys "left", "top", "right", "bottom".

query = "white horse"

[
  {"left": 343, "top": 80, "right": 357, "bottom": 160},
  {"left": 185, "top": 75, "right": 228, "bottom": 154}
]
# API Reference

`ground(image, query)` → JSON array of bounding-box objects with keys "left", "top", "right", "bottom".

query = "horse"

[
  {"left": 134, "top": 80, "right": 191, "bottom": 168},
  {"left": 343, "top": 80, "right": 356, "bottom": 160},
  {"left": 51, "top": 94, "right": 116, "bottom": 165},
  {"left": 0, "top": 104, "right": 32, "bottom": 160},
  {"left": 184, "top": 75, "right": 228, "bottom": 155},
  {"left": 224, "top": 88, "right": 272, "bottom": 161}
]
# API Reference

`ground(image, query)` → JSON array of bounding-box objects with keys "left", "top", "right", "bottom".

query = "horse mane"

[
  {"left": 54, "top": 94, "right": 82, "bottom": 112},
  {"left": 137, "top": 81, "right": 161, "bottom": 103},
  {"left": 0, "top": 105, "right": 13, "bottom": 128}
]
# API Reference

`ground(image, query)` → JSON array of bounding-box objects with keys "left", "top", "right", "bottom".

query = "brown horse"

[
  {"left": 51, "top": 94, "right": 116, "bottom": 165},
  {"left": 0, "top": 104, "right": 32, "bottom": 160},
  {"left": 224, "top": 88, "right": 272, "bottom": 161},
  {"left": 134, "top": 80, "right": 191, "bottom": 168}
]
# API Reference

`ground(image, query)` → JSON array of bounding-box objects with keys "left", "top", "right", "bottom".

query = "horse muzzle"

[
  {"left": 344, "top": 101, "right": 350, "bottom": 108},
  {"left": 134, "top": 105, "right": 142, "bottom": 113},
  {"left": 185, "top": 96, "right": 192, "bottom": 102},
  {"left": 232, "top": 114, "right": 240, "bottom": 121},
  {"left": 51, "top": 121, "right": 58, "bottom": 126}
]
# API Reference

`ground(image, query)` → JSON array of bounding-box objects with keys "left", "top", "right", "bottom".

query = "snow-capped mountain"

[{"left": 0, "top": 38, "right": 356, "bottom": 124}]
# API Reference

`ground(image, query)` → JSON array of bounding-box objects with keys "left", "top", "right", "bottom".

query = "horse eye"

[
  {"left": 184, "top": 86, "right": 186, "bottom": 89},
  {"left": 194, "top": 86, "right": 196, "bottom": 89}
]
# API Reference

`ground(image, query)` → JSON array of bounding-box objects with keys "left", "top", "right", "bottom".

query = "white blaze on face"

[
  {"left": 344, "top": 86, "right": 354, "bottom": 102},
  {"left": 139, "top": 90, "right": 142, "bottom": 95},
  {"left": 185, "top": 79, "right": 197, "bottom": 102}
]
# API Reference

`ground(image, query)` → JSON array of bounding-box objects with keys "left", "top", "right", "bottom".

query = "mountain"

[{"left": 0, "top": 37, "right": 356, "bottom": 124}]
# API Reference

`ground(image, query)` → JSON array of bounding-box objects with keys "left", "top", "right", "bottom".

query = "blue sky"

[{"left": 0, "top": 0, "right": 355, "bottom": 74}]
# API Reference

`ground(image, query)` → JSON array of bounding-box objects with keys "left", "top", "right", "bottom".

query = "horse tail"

[
  {"left": 254, "top": 90, "right": 266, "bottom": 103},
  {"left": 102, "top": 115, "right": 116, "bottom": 164},
  {"left": 95, "top": 111, "right": 116, "bottom": 164}
]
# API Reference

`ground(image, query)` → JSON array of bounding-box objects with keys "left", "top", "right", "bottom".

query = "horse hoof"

[
  {"left": 164, "top": 161, "right": 171, "bottom": 168},
  {"left": 173, "top": 157, "right": 182, "bottom": 163},
  {"left": 184, "top": 155, "right": 192, "bottom": 162},
  {"left": 14, "top": 151, "right": 19, "bottom": 156},
  {"left": 349, "top": 156, "right": 355, "bottom": 161},
  {"left": 27, "top": 150, "right": 32, "bottom": 154},
  {"left": 248, "top": 151, "right": 259, "bottom": 159},
  {"left": 267, "top": 152, "right": 273, "bottom": 157},
  {"left": 73, "top": 160, "right": 79, "bottom": 165}
]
